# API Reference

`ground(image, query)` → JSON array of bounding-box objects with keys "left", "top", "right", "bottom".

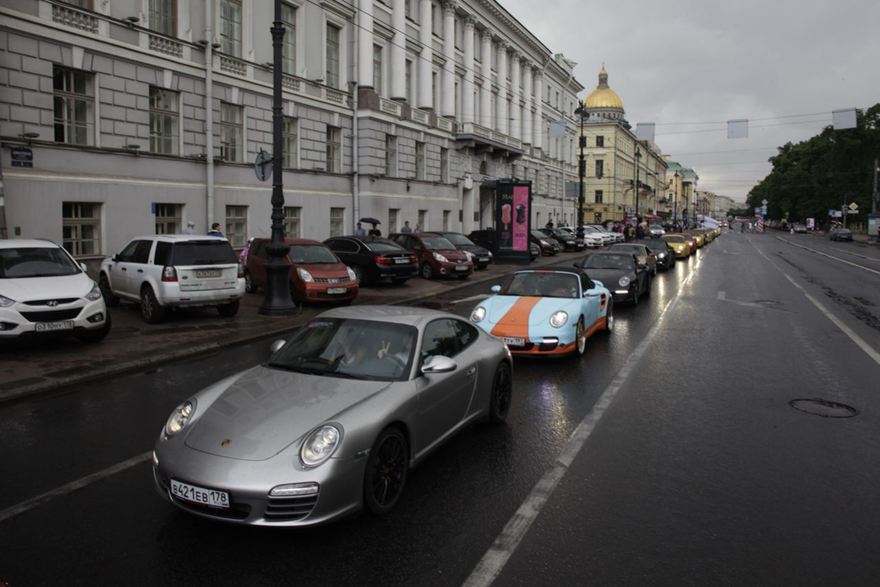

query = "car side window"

[
  {"left": 116, "top": 240, "right": 139, "bottom": 262},
  {"left": 131, "top": 240, "right": 153, "bottom": 264},
  {"left": 421, "top": 319, "right": 462, "bottom": 361},
  {"left": 332, "top": 239, "right": 357, "bottom": 253},
  {"left": 153, "top": 241, "right": 172, "bottom": 265},
  {"left": 579, "top": 273, "right": 593, "bottom": 293},
  {"left": 452, "top": 320, "right": 478, "bottom": 351}
]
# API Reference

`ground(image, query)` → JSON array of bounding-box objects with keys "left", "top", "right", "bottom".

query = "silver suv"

[{"left": 99, "top": 236, "right": 245, "bottom": 323}]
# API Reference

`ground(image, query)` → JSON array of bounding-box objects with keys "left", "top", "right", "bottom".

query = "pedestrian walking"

[
  {"left": 354, "top": 222, "right": 367, "bottom": 237},
  {"left": 400, "top": 221, "right": 413, "bottom": 233},
  {"left": 208, "top": 222, "right": 224, "bottom": 237}
]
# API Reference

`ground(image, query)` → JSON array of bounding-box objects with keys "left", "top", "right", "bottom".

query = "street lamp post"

[
  {"left": 574, "top": 103, "right": 588, "bottom": 245},
  {"left": 673, "top": 171, "right": 679, "bottom": 224},
  {"left": 259, "top": 0, "right": 298, "bottom": 316},
  {"left": 634, "top": 146, "right": 641, "bottom": 220}
]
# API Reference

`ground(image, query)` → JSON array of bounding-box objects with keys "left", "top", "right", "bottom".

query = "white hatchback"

[
  {"left": 99, "top": 235, "right": 245, "bottom": 324},
  {"left": 0, "top": 239, "right": 110, "bottom": 342}
]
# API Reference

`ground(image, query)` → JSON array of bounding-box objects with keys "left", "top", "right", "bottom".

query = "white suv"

[
  {"left": 99, "top": 235, "right": 245, "bottom": 323},
  {"left": 0, "top": 239, "right": 110, "bottom": 342}
]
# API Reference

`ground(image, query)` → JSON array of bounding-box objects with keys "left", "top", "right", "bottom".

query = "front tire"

[
  {"left": 604, "top": 301, "right": 614, "bottom": 334},
  {"left": 489, "top": 362, "right": 513, "bottom": 422},
  {"left": 421, "top": 263, "right": 434, "bottom": 280},
  {"left": 98, "top": 274, "right": 119, "bottom": 307},
  {"left": 244, "top": 271, "right": 258, "bottom": 293},
  {"left": 363, "top": 427, "right": 409, "bottom": 515},
  {"left": 574, "top": 317, "right": 587, "bottom": 356},
  {"left": 140, "top": 285, "right": 166, "bottom": 324}
]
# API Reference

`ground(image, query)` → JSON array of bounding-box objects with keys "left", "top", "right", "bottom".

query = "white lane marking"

[
  {"left": 776, "top": 236, "right": 880, "bottom": 276},
  {"left": 0, "top": 452, "right": 152, "bottom": 524},
  {"left": 452, "top": 293, "right": 491, "bottom": 304},
  {"left": 754, "top": 246, "right": 880, "bottom": 367},
  {"left": 463, "top": 257, "right": 701, "bottom": 587},
  {"left": 828, "top": 245, "right": 880, "bottom": 262}
]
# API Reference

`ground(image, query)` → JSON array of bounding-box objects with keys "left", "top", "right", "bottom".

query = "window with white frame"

[
  {"left": 415, "top": 141, "right": 426, "bottom": 180},
  {"left": 326, "top": 126, "right": 341, "bottom": 173},
  {"left": 373, "top": 44, "right": 383, "bottom": 95},
  {"left": 53, "top": 66, "right": 93, "bottom": 145},
  {"left": 149, "top": 86, "right": 178, "bottom": 155},
  {"left": 219, "top": 102, "right": 242, "bottom": 162},
  {"left": 432, "top": 3, "right": 442, "bottom": 35},
  {"left": 443, "top": 210, "right": 450, "bottom": 231},
  {"left": 149, "top": 0, "right": 176, "bottom": 36},
  {"left": 281, "top": 2, "right": 296, "bottom": 75},
  {"left": 283, "top": 116, "right": 298, "bottom": 168},
  {"left": 405, "top": 59, "right": 413, "bottom": 103},
  {"left": 440, "top": 147, "right": 448, "bottom": 183},
  {"left": 225, "top": 205, "right": 247, "bottom": 248},
  {"left": 432, "top": 71, "right": 439, "bottom": 111},
  {"left": 417, "top": 209, "right": 427, "bottom": 231},
  {"left": 154, "top": 203, "right": 182, "bottom": 234},
  {"left": 62, "top": 202, "right": 101, "bottom": 257},
  {"left": 474, "top": 30, "right": 481, "bottom": 62},
  {"left": 388, "top": 208, "right": 399, "bottom": 233},
  {"left": 284, "top": 206, "right": 301, "bottom": 237},
  {"left": 220, "top": 0, "right": 242, "bottom": 57},
  {"left": 385, "top": 135, "right": 397, "bottom": 176},
  {"left": 329, "top": 207, "right": 345, "bottom": 237},
  {"left": 326, "top": 23, "right": 340, "bottom": 89}
]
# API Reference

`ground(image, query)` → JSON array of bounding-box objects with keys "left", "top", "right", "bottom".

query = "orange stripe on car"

[{"left": 490, "top": 296, "right": 541, "bottom": 339}]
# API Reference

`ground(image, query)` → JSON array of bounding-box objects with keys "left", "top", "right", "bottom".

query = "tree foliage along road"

[{"left": 747, "top": 103, "right": 879, "bottom": 225}]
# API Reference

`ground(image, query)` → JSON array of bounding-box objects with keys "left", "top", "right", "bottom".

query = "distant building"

[
  {"left": 579, "top": 66, "right": 667, "bottom": 224},
  {"left": 664, "top": 160, "right": 699, "bottom": 226}
]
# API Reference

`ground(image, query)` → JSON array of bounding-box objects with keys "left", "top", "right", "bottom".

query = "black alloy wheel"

[
  {"left": 140, "top": 285, "right": 166, "bottom": 324},
  {"left": 421, "top": 262, "right": 434, "bottom": 280},
  {"left": 244, "top": 271, "right": 258, "bottom": 293},
  {"left": 489, "top": 362, "right": 513, "bottom": 423},
  {"left": 98, "top": 274, "right": 119, "bottom": 307},
  {"left": 364, "top": 427, "right": 409, "bottom": 515}
]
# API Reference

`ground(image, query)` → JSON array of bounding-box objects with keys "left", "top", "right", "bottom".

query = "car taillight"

[
  {"left": 237, "top": 263, "right": 244, "bottom": 278},
  {"left": 409, "top": 255, "right": 417, "bottom": 263},
  {"left": 375, "top": 256, "right": 394, "bottom": 266},
  {"left": 161, "top": 266, "right": 178, "bottom": 282}
]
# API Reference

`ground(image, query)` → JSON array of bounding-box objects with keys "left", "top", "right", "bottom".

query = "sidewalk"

[{"left": 0, "top": 250, "right": 584, "bottom": 402}]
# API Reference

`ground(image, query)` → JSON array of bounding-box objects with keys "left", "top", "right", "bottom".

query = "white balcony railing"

[{"left": 51, "top": 3, "right": 99, "bottom": 33}]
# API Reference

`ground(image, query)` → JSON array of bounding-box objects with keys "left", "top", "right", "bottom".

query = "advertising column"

[{"left": 495, "top": 180, "right": 532, "bottom": 264}]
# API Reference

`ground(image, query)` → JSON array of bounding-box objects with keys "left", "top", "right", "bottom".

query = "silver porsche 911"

[{"left": 152, "top": 305, "right": 513, "bottom": 526}]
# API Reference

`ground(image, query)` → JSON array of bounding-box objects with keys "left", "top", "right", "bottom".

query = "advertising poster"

[
  {"left": 512, "top": 185, "right": 529, "bottom": 252},
  {"left": 494, "top": 180, "right": 531, "bottom": 263}
]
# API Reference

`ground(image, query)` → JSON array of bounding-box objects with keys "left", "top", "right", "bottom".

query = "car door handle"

[
  {"left": 121, "top": 267, "right": 127, "bottom": 271},
  {"left": 465, "top": 367, "right": 476, "bottom": 377},
  {"left": 137, "top": 269, "right": 143, "bottom": 273}
]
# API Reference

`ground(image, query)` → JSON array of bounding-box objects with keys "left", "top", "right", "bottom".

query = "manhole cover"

[{"left": 789, "top": 398, "right": 858, "bottom": 418}]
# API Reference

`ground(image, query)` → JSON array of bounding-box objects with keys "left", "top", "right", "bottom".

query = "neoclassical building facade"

[{"left": 0, "top": 0, "right": 583, "bottom": 257}]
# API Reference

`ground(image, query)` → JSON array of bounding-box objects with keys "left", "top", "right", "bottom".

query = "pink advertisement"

[{"left": 512, "top": 185, "right": 529, "bottom": 252}]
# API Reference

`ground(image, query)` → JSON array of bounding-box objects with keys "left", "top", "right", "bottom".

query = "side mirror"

[
  {"left": 421, "top": 355, "right": 457, "bottom": 375},
  {"left": 112, "top": 255, "right": 119, "bottom": 262},
  {"left": 572, "top": 262, "right": 580, "bottom": 268},
  {"left": 490, "top": 284, "right": 501, "bottom": 293},
  {"left": 269, "top": 339, "right": 286, "bottom": 354},
  {"left": 79, "top": 262, "right": 88, "bottom": 272}
]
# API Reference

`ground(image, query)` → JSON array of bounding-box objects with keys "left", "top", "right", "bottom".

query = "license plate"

[
  {"left": 394, "top": 258, "right": 410, "bottom": 264},
  {"left": 456, "top": 265, "right": 468, "bottom": 271},
  {"left": 327, "top": 287, "right": 347, "bottom": 294},
  {"left": 34, "top": 320, "right": 74, "bottom": 332},
  {"left": 170, "top": 479, "right": 230, "bottom": 509},
  {"left": 195, "top": 269, "right": 221, "bottom": 279},
  {"left": 478, "top": 257, "right": 489, "bottom": 263},
  {"left": 502, "top": 336, "right": 525, "bottom": 347}
]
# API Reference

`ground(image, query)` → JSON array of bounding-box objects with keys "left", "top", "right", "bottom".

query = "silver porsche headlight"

[
  {"left": 301, "top": 424, "right": 341, "bottom": 468},
  {"left": 619, "top": 276, "right": 631, "bottom": 287},
  {"left": 471, "top": 306, "right": 487, "bottom": 323},
  {"left": 164, "top": 400, "right": 196, "bottom": 437},
  {"left": 549, "top": 310, "right": 568, "bottom": 328}
]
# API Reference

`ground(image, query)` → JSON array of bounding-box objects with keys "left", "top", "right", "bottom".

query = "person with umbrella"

[{"left": 360, "top": 217, "right": 382, "bottom": 237}]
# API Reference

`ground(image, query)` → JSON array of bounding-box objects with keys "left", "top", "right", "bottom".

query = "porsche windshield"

[
  {"left": 583, "top": 255, "right": 635, "bottom": 271},
  {"left": 503, "top": 272, "right": 580, "bottom": 299},
  {"left": 0, "top": 246, "right": 81, "bottom": 278},
  {"left": 267, "top": 318, "right": 417, "bottom": 381}
]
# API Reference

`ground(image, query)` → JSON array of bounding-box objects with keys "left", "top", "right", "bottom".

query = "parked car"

[
  {"left": 539, "top": 228, "right": 583, "bottom": 251},
  {"left": 531, "top": 231, "right": 560, "bottom": 255},
  {"left": 829, "top": 227, "right": 853, "bottom": 241},
  {"left": 152, "top": 305, "right": 513, "bottom": 526},
  {"left": 389, "top": 233, "right": 474, "bottom": 279},
  {"left": 637, "top": 238, "right": 676, "bottom": 270},
  {"left": 434, "top": 231, "right": 493, "bottom": 269},
  {"left": 609, "top": 243, "right": 658, "bottom": 276},
  {"left": 574, "top": 251, "right": 651, "bottom": 305},
  {"left": 244, "top": 238, "right": 358, "bottom": 304},
  {"left": 648, "top": 224, "right": 665, "bottom": 238},
  {"left": 584, "top": 225, "right": 618, "bottom": 245},
  {"left": 471, "top": 269, "right": 613, "bottom": 356},
  {"left": 529, "top": 241, "right": 541, "bottom": 260},
  {"left": 323, "top": 236, "right": 418, "bottom": 285},
  {"left": 0, "top": 239, "right": 110, "bottom": 342},
  {"left": 100, "top": 235, "right": 244, "bottom": 323}
]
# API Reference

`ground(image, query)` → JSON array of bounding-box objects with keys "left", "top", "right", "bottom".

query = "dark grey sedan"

[
  {"left": 575, "top": 252, "right": 651, "bottom": 305},
  {"left": 153, "top": 306, "right": 513, "bottom": 526}
]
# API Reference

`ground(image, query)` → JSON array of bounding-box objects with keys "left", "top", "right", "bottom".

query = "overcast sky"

[{"left": 502, "top": 0, "right": 880, "bottom": 203}]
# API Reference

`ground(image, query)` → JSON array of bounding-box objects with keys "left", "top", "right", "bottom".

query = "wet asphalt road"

[{"left": 1, "top": 231, "right": 879, "bottom": 586}]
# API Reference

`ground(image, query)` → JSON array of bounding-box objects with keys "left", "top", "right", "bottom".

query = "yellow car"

[
  {"left": 661, "top": 234, "right": 692, "bottom": 258},
  {"left": 686, "top": 232, "right": 706, "bottom": 248},
  {"left": 700, "top": 229, "right": 716, "bottom": 243}
]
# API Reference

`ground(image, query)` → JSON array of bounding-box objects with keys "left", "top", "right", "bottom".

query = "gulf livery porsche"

[{"left": 470, "top": 269, "right": 613, "bottom": 357}]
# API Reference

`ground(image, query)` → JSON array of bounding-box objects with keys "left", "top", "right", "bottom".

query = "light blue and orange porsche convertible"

[{"left": 470, "top": 269, "right": 614, "bottom": 356}]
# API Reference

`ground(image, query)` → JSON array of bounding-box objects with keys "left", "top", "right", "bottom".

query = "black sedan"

[
  {"left": 531, "top": 231, "right": 561, "bottom": 255},
  {"left": 435, "top": 231, "right": 494, "bottom": 269},
  {"left": 323, "top": 236, "right": 418, "bottom": 285},
  {"left": 636, "top": 238, "right": 676, "bottom": 271},
  {"left": 574, "top": 252, "right": 651, "bottom": 305},
  {"left": 538, "top": 228, "right": 582, "bottom": 251}
]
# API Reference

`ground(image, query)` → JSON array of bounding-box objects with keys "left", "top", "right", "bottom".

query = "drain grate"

[{"left": 789, "top": 398, "right": 858, "bottom": 418}]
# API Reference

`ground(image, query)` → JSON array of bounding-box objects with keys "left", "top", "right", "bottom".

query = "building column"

[
  {"left": 390, "top": 0, "right": 406, "bottom": 100},
  {"left": 357, "top": 0, "right": 374, "bottom": 87},
  {"left": 522, "top": 63, "right": 533, "bottom": 145},
  {"left": 462, "top": 183, "right": 474, "bottom": 234},
  {"left": 441, "top": 1, "right": 456, "bottom": 117},
  {"left": 462, "top": 17, "right": 475, "bottom": 126},
  {"left": 533, "top": 72, "right": 543, "bottom": 150},
  {"left": 418, "top": 0, "right": 433, "bottom": 109},
  {"left": 497, "top": 40, "right": 508, "bottom": 136},
  {"left": 510, "top": 53, "right": 521, "bottom": 141},
  {"left": 480, "top": 28, "right": 493, "bottom": 129}
]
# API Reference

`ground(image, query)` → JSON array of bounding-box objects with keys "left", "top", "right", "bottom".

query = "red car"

[
  {"left": 389, "top": 232, "right": 474, "bottom": 280},
  {"left": 243, "top": 238, "right": 358, "bottom": 303}
]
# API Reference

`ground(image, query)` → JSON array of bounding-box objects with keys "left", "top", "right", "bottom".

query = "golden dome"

[{"left": 583, "top": 66, "right": 624, "bottom": 111}]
